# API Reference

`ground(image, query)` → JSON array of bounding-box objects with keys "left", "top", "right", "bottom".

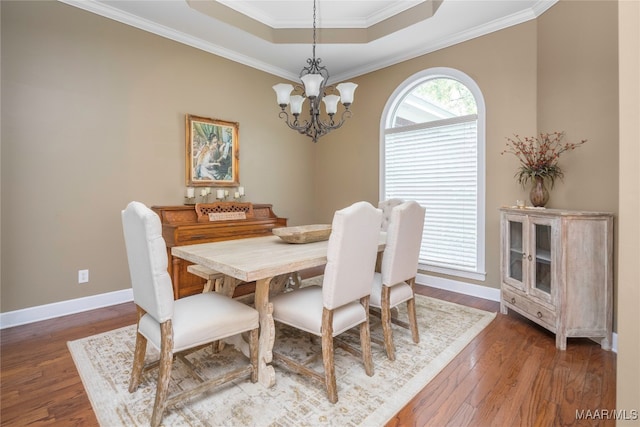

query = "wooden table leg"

[
  {"left": 255, "top": 277, "right": 276, "bottom": 387},
  {"left": 218, "top": 276, "right": 242, "bottom": 298},
  {"left": 218, "top": 277, "right": 250, "bottom": 355}
]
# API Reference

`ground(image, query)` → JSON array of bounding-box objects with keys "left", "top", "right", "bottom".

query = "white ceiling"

[
  {"left": 216, "top": 1, "right": 426, "bottom": 28},
  {"left": 59, "top": 0, "right": 557, "bottom": 83}
]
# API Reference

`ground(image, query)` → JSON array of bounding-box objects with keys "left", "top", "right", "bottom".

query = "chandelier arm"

[
  {"left": 317, "top": 109, "right": 353, "bottom": 130},
  {"left": 278, "top": 110, "right": 312, "bottom": 134}
]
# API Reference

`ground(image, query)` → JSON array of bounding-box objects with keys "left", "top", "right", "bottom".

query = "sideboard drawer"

[{"left": 502, "top": 287, "right": 556, "bottom": 330}]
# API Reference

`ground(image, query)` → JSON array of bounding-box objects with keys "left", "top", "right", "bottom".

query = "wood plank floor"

[{"left": 0, "top": 286, "right": 616, "bottom": 426}]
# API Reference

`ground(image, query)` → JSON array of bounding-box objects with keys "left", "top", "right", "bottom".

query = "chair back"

[
  {"left": 121, "top": 201, "right": 174, "bottom": 323},
  {"left": 322, "top": 201, "right": 382, "bottom": 310},
  {"left": 378, "top": 198, "right": 404, "bottom": 231},
  {"left": 380, "top": 201, "right": 426, "bottom": 286}
]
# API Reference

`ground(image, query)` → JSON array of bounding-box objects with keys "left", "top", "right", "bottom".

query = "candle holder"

[
  {"left": 197, "top": 189, "right": 211, "bottom": 204},
  {"left": 234, "top": 186, "right": 246, "bottom": 200},
  {"left": 185, "top": 187, "right": 196, "bottom": 205}
]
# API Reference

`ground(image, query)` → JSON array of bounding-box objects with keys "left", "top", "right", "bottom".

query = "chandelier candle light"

[{"left": 272, "top": 0, "right": 357, "bottom": 143}]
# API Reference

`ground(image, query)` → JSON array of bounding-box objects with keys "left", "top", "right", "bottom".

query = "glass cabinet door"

[
  {"left": 505, "top": 216, "right": 526, "bottom": 291},
  {"left": 529, "top": 217, "right": 556, "bottom": 304}
]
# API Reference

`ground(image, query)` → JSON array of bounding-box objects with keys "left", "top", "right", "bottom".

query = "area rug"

[{"left": 68, "top": 285, "right": 495, "bottom": 427}]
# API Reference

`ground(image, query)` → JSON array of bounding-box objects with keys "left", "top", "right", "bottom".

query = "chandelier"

[{"left": 272, "top": 0, "right": 357, "bottom": 143}]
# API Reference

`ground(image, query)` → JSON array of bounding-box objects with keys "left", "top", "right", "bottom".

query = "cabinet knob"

[
  {"left": 528, "top": 254, "right": 533, "bottom": 261},
  {"left": 511, "top": 297, "right": 516, "bottom": 304},
  {"left": 522, "top": 253, "right": 527, "bottom": 259},
  {"left": 537, "top": 311, "right": 543, "bottom": 319}
]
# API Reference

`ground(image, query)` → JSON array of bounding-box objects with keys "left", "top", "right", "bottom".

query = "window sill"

[{"left": 419, "top": 263, "right": 486, "bottom": 282}]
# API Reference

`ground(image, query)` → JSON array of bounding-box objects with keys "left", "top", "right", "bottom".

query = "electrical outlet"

[{"left": 78, "top": 269, "right": 89, "bottom": 284}]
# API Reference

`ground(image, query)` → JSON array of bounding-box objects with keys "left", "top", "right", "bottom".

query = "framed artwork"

[{"left": 185, "top": 114, "right": 239, "bottom": 187}]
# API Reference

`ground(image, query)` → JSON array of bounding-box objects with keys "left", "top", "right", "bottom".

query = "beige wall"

[
  {"left": 314, "top": 0, "right": 619, "bottom": 291},
  {"left": 314, "top": 21, "right": 539, "bottom": 289},
  {"left": 2, "top": 0, "right": 638, "bottom": 416},
  {"left": 617, "top": 0, "right": 640, "bottom": 419},
  {"left": 0, "top": 0, "right": 314, "bottom": 311},
  {"left": 537, "top": 0, "right": 619, "bottom": 212},
  {"left": 537, "top": 0, "right": 620, "bottom": 330},
  {"left": 0, "top": 0, "right": 625, "bottom": 328}
]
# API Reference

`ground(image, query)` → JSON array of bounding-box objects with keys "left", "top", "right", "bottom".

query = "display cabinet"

[{"left": 500, "top": 207, "right": 613, "bottom": 350}]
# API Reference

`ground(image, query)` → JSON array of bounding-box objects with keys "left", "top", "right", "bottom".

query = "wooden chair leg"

[
  {"left": 359, "top": 296, "right": 374, "bottom": 376},
  {"left": 407, "top": 297, "right": 419, "bottom": 343},
  {"left": 249, "top": 328, "right": 259, "bottom": 383},
  {"left": 321, "top": 308, "right": 338, "bottom": 404},
  {"left": 407, "top": 278, "right": 419, "bottom": 343},
  {"left": 151, "top": 321, "right": 174, "bottom": 427},
  {"left": 129, "top": 331, "right": 147, "bottom": 392},
  {"left": 381, "top": 286, "right": 396, "bottom": 361},
  {"left": 129, "top": 307, "right": 148, "bottom": 392}
]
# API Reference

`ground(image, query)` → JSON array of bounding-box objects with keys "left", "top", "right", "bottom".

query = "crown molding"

[
  {"left": 57, "top": 0, "right": 557, "bottom": 82},
  {"left": 330, "top": 0, "right": 558, "bottom": 82},
  {"left": 57, "top": 0, "right": 298, "bottom": 80},
  {"left": 188, "top": 0, "right": 441, "bottom": 44}
]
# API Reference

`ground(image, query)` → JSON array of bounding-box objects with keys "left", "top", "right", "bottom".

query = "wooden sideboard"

[
  {"left": 499, "top": 207, "right": 613, "bottom": 350},
  {"left": 152, "top": 203, "right": 287, "bottom": 299}
]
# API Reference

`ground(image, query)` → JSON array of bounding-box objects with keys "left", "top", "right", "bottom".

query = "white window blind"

[{"left": 384, "top": 114, "right": 478, "bottom": 272}]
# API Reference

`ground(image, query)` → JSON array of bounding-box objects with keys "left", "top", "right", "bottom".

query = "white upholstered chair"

[
  {"left": 371, "top": 200, "right": 425, "bottom": 361},
  {"left": 270, "top": 201, "right": 382, "bottom": 403},
  {"left": 378, "top": 198, "right": 404, "bottom": 231},
  {"left": 121, "top": 201, "right": 259, "bottom": 427}
]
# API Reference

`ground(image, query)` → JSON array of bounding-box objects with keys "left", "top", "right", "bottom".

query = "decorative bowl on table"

[{"left": 272, "top": 224, "right": 332, "bottom": 244}]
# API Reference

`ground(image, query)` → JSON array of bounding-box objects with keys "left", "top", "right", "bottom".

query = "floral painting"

[{"left": 186, "top": 114, "right": 239, "bottom": 187}]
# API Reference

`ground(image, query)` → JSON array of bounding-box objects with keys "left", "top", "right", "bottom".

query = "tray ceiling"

[{"left": 59, "top": 0, "right": 557, "bottom": 82}]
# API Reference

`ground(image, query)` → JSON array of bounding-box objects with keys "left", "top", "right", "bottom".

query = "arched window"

[{"left": 380, "top": 68, "right": 486, "bottom": 280}]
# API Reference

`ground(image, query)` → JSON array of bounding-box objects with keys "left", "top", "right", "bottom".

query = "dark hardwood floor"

[{"left": 1, "top": 285, "right": 615, "bottom": 426}]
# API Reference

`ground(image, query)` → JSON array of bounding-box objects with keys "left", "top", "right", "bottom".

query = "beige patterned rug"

[{"left": 68, "top": 287, "right": 495, "bottom": 426}]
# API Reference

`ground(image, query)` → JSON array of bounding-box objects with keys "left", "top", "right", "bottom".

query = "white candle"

[
  {"left": 205, "top": 187, "right": 211, "bottom": 195},
  {"left": 200, "top": 189, "right": 207, "bottom": 197},
  {"left": 234, "top": 191, "right": 240, "bottom": 199},
  {"left": 216, "top": 189, "right": 225, "bottom": 199},
  {"left": 186, "top": 187, "right": 195, "bottom": 198},
  {"left": 238, "top": 186, "right": 245, "bottom": 196},
  {"left": 225, "top": 190, "right": 229, "bottom": 197}
]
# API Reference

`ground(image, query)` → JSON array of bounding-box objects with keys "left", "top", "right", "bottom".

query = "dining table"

[{"left": 171, "top": 232, "right": 387, "bottom": 388}]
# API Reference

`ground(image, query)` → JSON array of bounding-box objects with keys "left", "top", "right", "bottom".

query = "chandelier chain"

[{"left": 312, "top": 0, "right": 317, "bottom": 60}]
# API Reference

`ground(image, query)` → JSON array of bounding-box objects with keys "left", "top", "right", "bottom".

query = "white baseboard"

[
  {"left": 0, "top": 288, "right": 133, "bottom": 330},
  {"left": 416, "top": 273, "right": 501, "bottom": 302},
  {"left": 0, "top": 278, "right": 618, "bottom": 353},
  {"left": 415, "top": 273, "right": 618, "bottom": 352}
]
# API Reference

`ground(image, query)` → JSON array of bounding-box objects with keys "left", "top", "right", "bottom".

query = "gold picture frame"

[{"left": 185, "top": 114, "right": 239, "bottom": 187}]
